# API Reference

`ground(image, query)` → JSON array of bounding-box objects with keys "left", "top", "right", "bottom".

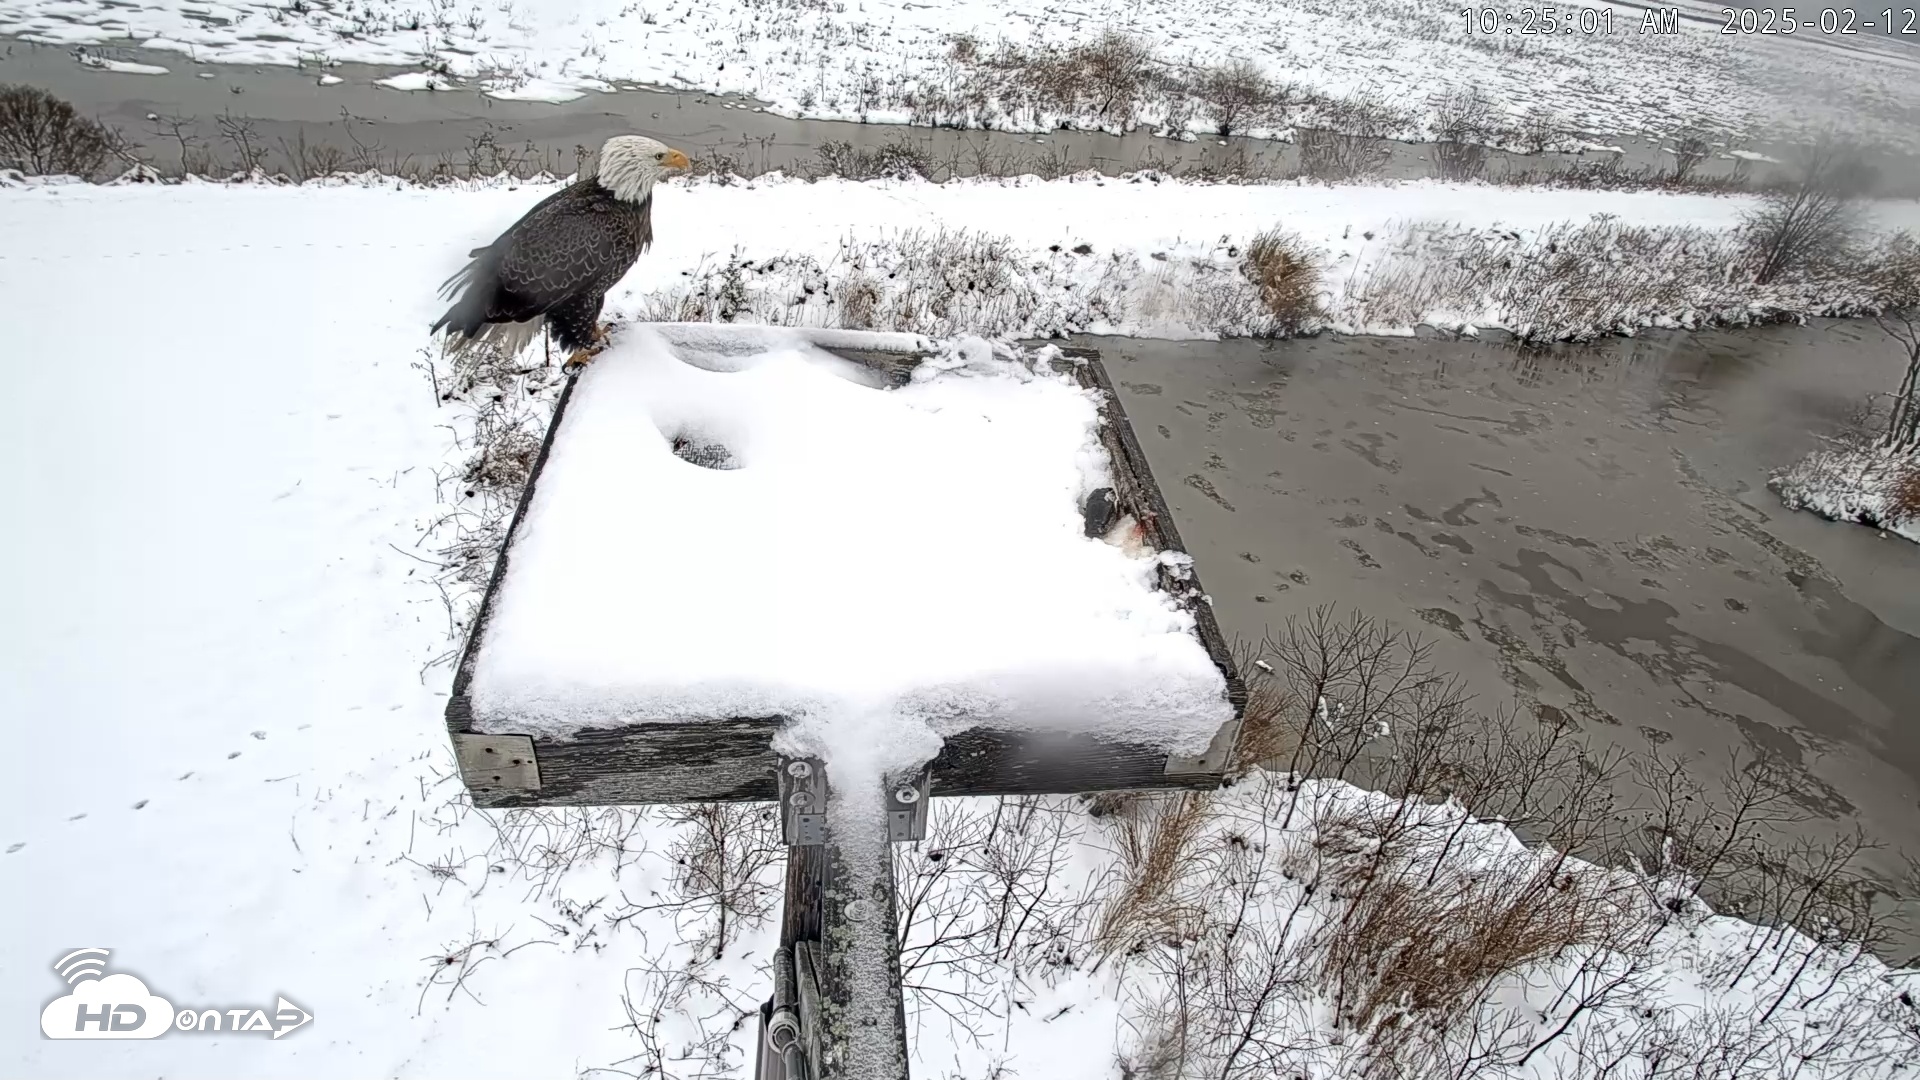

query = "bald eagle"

[{"left": 433, "top": 135, "right": 690, "bottom": 368}]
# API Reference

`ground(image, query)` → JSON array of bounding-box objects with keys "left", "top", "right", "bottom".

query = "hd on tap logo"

[{"left": 41, "top": 949, "right": 312, "bottom": 1040}]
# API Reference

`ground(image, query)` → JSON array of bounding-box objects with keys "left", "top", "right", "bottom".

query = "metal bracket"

[
  {"left": 451, "top": 733, "right": 541, "bottom": 793},
  {"left": 778, "top": 757, "right": 828, "bottom": 846},
  {"left": 885, "top": 766, "right": 931, "bottom": 843},
  {"left": 778, "top": 758, "right": 931, "bottom": 846},
  {"left": 1164, "top": 716, "right": 1244, "bottom": 777}
]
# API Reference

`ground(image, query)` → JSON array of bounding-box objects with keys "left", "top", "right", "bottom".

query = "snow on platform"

[{"left": 466, "top": 327, "right": 1233, "bottom": 765}]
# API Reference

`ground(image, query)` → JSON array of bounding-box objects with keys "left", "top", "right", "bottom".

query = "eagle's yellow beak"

[{"left": 663, "top": 148, "right": 691, "bottom": 171}]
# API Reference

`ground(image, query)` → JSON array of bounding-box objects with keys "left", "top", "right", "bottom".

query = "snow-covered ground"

[
  {"left": 3, "top": 178, "right": 1918, "bottom": 1077},
  {"left": 19, "top": 171, "right": 1892, "bottom": 342},
  {"left": 5, "top": 0, "right": 1920, "bottom": 149}
]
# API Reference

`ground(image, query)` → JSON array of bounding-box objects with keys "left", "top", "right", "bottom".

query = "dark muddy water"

[
  {"left": 1093, "top": 324, "right": 1920, "bottom": 954},
  {"left": 0, "top": 35, "right": 1835, "bottom": 185}
]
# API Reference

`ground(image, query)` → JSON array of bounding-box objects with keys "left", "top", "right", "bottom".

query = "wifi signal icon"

[{"left": 53, "top": 948, "right": 111, "bottom": 985}]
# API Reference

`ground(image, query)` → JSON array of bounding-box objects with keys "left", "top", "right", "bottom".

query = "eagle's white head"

[{"left": 591, "top": 135, "right": 690, "bottom": 203}]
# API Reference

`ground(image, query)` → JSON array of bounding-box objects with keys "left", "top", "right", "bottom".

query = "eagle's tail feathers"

[{"left": 438, "top": 318, "right": 543, "bottom": 361}]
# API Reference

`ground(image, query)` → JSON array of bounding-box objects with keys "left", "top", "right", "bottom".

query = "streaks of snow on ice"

[
  {"left": 374, "top": 70, "right": 454, "bottom": 92},
  {"left": 75, "top": 54, "right": 169, "bottom": 75},
  {"left": 467, "top": 329, "right": 1231, "bottom": 754}
]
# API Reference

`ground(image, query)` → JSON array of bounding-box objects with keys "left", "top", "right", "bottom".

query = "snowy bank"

[
  {"left": 4, "top": 0, "right": 1918, "bottom": 150},
  {"left": 1772, "top": 445, "right": 1920, "bottom": 545}
]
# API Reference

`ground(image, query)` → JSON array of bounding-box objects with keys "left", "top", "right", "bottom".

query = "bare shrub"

[
  {"left": 814, "top": 136, "right": 937, "bottom": 180},
  {"left": 278, "top": 128, "right": 347, "bottom": 181},
  {"left": 1296, "top": 128, "right": 1386, "bottom": 182},
  {"left": 661, "top": 802, "right": 783, "bottom": 960},
  {"left": 216, "top": 111, "right": 272, "bottom": 175},
  {"left": 1195, "top": 58, "right": 1277, "bottom": 137},
  {"left": 1869, "top": 235, "right": 1920, "bottom": 453},
  {"left": 979, "top": 32, "right": 1161, "bottom": 129},
  {"left": 1259, "top": 606, "right": 1457, "bottom": 824},
  {"left": 1744, "top": 136, "right": 1876, "bottom": 284},
  {"left": 1241, "top": 227, "right": 1320, "bottom": 333},
  {"left": 1518, "top": 104, "right": 1561, "bottom": 154},
  {"left": 0, "top": 84, "right": 122, "bottom": 177},
  {"left": 1621, "top": 749, "right": 1804, "bottom": 918},
  {"left": 893, "top": 796, "right": 1093, "bottom": 1041},
  {"left": 1062, "top": 32, "right": 1156, "bottom": 124},
  {"left": 1669, "top": 126, "right": 1713, "bottom": 183},
  {"left": 1429, "top": 84, "right": 1492, "bottom": 182},
  {"left": 1294, "top": 92, "right": 1400, "bottom": 182}
]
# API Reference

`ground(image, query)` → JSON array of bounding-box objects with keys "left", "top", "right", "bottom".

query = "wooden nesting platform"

[{"left": 444, "top": 325, "right": 1247, "bottom": 809}]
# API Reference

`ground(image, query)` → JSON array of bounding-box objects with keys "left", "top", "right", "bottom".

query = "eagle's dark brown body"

[{"left": 432, "top": 176, "right": 654, "bottom": 353}]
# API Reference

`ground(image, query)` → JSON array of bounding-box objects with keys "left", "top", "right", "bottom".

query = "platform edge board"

[{"left": 445, "top": 335, "right": 1247, "bottom": 806}]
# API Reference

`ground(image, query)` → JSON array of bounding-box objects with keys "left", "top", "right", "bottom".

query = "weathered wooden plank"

[
  {"left": 446, "top": 331, "right": 1247, "bottom": 808},
  {"left": 455, "top": 719, "right": 1223, "bottom": 809}
]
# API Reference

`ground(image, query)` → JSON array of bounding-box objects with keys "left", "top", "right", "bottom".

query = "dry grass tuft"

[
  {"left": 1242, "top": 227, "right": 1321, "bottom": 333},
  {"left": 1296, "top": 789, "right": 1657, "bottom": 1077},
  {"left": 460, "top": 426, "right": 540, "bottom": 494},
  {"left": 1889, "top": 459, "right": 1920, "bottom": 523},
  {"left": 1228, "top": 656, "right": 1295, "bottom": 775},
  {"left": 1094, "top": 792, "right": 1217, "bottom": 956}
]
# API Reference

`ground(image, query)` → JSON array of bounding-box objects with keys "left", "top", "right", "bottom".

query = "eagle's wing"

[
  {"left": 432, "top": 181, "right": 642, "bottom": 347},
  {"left": 486, "top": 189, "right": 633, "bottom": 321}
]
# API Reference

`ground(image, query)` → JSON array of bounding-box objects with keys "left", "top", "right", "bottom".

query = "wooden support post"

[
  {"left": 816, "top": 814, "right": 909, "bottom": 1080},
  {"left": 764, "top": 762, "right": 914, "bottom": 1080}
]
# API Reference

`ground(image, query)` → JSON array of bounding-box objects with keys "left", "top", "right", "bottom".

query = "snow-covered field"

[
  {"left": 3, "top": 178, "right": 1918, "bottom": 1077},
  {"left": 5, "top": 0, "right": 1920, "bottom": 149}
]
